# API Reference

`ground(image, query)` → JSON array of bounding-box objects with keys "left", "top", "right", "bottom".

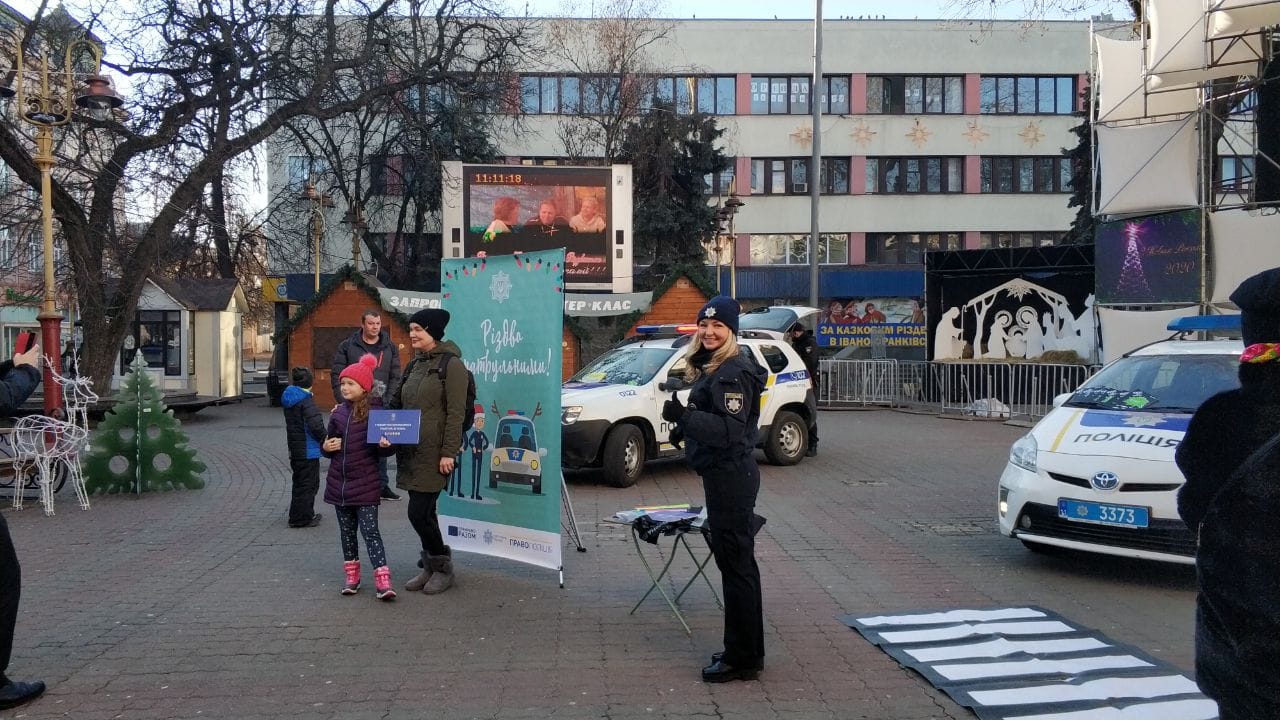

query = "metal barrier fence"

[{"left": 818, "top": 359, "right": 1096, "bottom": 422}]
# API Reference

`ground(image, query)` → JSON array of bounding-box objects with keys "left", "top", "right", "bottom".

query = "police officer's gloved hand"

[
  {"left": 662, "top": 398, "right": 686, "bottom": 422},
  {"left": 668, "top": 426, "right": 684, "bottom": 449}
]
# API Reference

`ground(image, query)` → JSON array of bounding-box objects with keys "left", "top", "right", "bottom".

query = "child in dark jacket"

[
  {"left": 282, "top": 368, "right": 326, "bottom": 528},
  {"left": 323, "top": 354, "right": 397, "bottom": 600}
]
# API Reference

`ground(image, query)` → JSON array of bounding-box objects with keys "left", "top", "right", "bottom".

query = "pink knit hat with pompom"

[{"left": 339, "top": 353, "right": 378, "bottom": 392}]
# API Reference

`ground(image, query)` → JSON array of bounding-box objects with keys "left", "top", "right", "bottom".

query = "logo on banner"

[{"left": 490, "top": 270, "right": 512, "bottom": 303}]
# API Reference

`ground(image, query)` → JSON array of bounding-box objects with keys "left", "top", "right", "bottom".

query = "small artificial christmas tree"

[{"left": 84, "top": 354, "right": 206, "bottom": 494}]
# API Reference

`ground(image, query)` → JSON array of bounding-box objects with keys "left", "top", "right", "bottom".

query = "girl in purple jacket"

[{"left": 323, "top": 354, "right": 396, "bottom": 600}]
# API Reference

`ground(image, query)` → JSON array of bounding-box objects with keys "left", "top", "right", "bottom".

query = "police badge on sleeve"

[{"left": 723, "top": 392, "right": 744, "bottom": 414}]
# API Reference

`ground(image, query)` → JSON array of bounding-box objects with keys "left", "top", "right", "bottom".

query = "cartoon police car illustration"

[{"left": 489, "top": 403, "right": 548, "bottom": 495}]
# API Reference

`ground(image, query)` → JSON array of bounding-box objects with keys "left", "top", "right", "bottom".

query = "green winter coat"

[{"left": 389, "top": 340, "right": 468, "bottom": 493}]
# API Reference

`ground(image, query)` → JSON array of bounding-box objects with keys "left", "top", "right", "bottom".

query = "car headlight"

[
  {"left": 562, "top": 406, "right": 583, "bottom": 425},
  {"left": 530, "top": 459, "right": 539, "bottom": 471},
  {"left": 1009, "top": 434, "right": 1038, "bottom": 473},
  {"left": 492, "top": 455, "right": 501, "bottom": 467}
]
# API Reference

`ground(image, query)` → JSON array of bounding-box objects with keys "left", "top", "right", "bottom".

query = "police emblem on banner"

[{"left": 724, "top": 392, "right": 744, "bottom": 414}]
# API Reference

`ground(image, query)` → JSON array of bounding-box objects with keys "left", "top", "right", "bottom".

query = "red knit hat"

[{"left": 339, "top": 353, "right": 378, "bottom": 393}]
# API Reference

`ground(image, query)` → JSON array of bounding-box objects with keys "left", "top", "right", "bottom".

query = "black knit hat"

[
  {"left": 409, "top": 308, "right": 450, "bottom": 341},
  {"left": 697, "top": 296, "right": 740, "bottom": 334},
  {"left": 1230, "top": 268, "right": 1280, "bottom": 346}
]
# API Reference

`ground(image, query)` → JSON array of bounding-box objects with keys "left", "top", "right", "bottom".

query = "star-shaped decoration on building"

[
  {"left": 1121, "top": 413, "right": 1166, "bottom": 428},
  {"left": 850, "top": 121, "right": 877, "bottom": 148},
  {"left": 790, "top": 126, "right": 813, "bottom": 147},
  {"left": 905, "top": 119, "right": 932, "bottom": 148},
  {"left": 962, "top": 120, "right": 990, "bottom": 147},
  {"left": 1018, "top": 120, "right": 1046, "bottom": 147}
]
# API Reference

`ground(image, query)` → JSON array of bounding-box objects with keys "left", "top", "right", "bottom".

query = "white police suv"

[
  {"left": 562, "top": 325, "right": 817, "bottom": 487},
  {"left": 998, "top": 316, "right": 1242, "bottom": 564}
]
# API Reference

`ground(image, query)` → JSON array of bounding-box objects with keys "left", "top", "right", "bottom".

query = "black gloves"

[
  {"left": 668, "top": 426, "right": 684, "bottom": 449},
  {"left": 662, "top": 398, "right": 686, "bottom": 422}
]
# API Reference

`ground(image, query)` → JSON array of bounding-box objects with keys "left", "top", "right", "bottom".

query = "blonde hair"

[{"left": 683, "top": 330, "right": 740, "bottom": 381}]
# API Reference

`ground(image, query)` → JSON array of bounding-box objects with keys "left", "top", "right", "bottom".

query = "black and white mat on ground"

[{"left": 838, "top": 606, "right": 1217, "bottom": 720}]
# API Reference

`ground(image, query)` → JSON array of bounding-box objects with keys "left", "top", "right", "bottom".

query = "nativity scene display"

[{"left": 933, "top": 278, "right": 1098, "bottom": 364}]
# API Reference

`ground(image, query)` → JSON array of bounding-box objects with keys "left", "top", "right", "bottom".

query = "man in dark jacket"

[
  {"left": 331, "top": 310, "right": 402, "bottom": 500},
  {"left": 1175, "top": 267, "right": 1280, "bottom": 719},
  {"left": 282, "top": 368, "right": 325, "bottom": 528},
  {"left": 788, "top": 323, "right": 819, "bottom": 457},
  {"left": 0, "top": 342, "right": 47, "bottom": 711}
]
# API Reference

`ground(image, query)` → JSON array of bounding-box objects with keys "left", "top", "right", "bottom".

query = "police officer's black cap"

[
  {"left": 1230, "top": 267, "right": 1280, "bottom": 346},
  {"left": 697, "top": 296, "right": 740, "bottom": 334}
]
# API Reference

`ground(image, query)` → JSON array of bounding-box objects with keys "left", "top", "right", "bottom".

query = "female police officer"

[{"left": 662, "top": 296, "right": 767, "bottom": 682}]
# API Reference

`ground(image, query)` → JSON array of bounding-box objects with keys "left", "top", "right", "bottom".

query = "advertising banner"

[
  {"left": 1095, "top": 209, "right": 1202, "bottom": 305},
  {"left": 439, "top": 250, "right": 565, "bottom": 571},
  {"left": 816, "top": 297, "right": 927, "bottom": 350}
]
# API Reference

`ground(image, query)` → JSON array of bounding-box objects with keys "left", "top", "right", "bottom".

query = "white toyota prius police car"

[
  {"left": 562, "top": 321, "right": 817, "bottom": 487},
  {"left": 998, "top": 316, "right": 1242, "bottom": 564}
]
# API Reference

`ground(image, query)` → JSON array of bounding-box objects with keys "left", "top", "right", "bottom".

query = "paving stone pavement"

[{"left": 1, "top": 402, "right": 1199, "bottom": 719}]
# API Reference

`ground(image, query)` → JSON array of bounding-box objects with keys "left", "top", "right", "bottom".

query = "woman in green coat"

[{"left": 390, "top": 308, "right": 469, "bottom": 594}]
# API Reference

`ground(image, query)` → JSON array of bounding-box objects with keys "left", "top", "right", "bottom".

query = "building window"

[
  {"left": 980, "top": 156, "right": 1073, "bottom": 193},
  {"left": 979, "top": 75, "right": 1076, "bottom": 114},
  {"left": 650, "top": 76, "right": 736, "bottom": 114},
  {"left": 866, "top": 75, "right": 963, "bottom": 114},
  {"left": 979, "top": 231, "right": 1064, "bottom": 248},
  {"left": 866, "top": 232, "right": 961, "bottom": 264},
  {"left": 704, "top": 167, "right": 737, "bottom": 195},
  {"left": 752, "top": 76, "right": 830, "bottom": 114},
  {"left": 749, "top": 233, "right": 849, "bottom": 266},
  {"left": 370, "top": 155, "right": 416, "bottom": 196},
  {"left": 865, "top": 157, "right": 963, "bottom": 194},
  {"left": 751, "top": 158, "right": 849, "bottom": 194},
  {"left": 1218, "top": 156, "right": 1255, "bottom": 192},
  {"left": 818, "top": 76, "right": 851, "bottom": 114},
  {"left": 124, "top": 310, "right": 182, "bottom": 376},
  {"left": 286, "top": 156, "right": 329, "bottom": 191}
]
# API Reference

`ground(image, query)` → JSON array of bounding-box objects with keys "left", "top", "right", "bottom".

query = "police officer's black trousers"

[
  {"left": 0, "top": 512, "right": 21, "bottom": 682},
  {"left": 702, "top": 461, "right": 764, "bottom": 668}
]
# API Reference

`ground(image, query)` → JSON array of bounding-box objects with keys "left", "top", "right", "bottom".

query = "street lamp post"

[
  {"left": 1, "top": 33, "right": 122, "bottom": 416},
  {"left": 299, "top": 181, "right": 335, "bottom": 292},
  {"left": 341, "top": 202, "right": 368, "bottom": 271},
  {"left": 716, "top": 194, "right": 744, "bottom": 299}
]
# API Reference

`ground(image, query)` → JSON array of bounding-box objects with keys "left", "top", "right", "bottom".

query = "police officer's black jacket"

[
  {"left": 1175, "top": 361, "right": 1280, "bottom": 709},
  {"left": 681, "top": 348, "right": 767, "bottom": 474}
]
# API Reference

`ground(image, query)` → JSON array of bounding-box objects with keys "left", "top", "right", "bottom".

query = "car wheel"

[
  {"left": 764, "top": 410, "right": 807, "bottom": 465},
  {"left": 602, "top": 424, "right": 645, "bottom": 488},
  {"left": 532, "top": 478, "right": 542, "bottom": 495}
]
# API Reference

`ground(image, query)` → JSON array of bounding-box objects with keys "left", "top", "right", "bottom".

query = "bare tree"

[
  {"left": 541, "top": 0, "right": 673, "bottom": 162},
  {"left": 0, "top": 0, "right": 526, "bottom": 388}
]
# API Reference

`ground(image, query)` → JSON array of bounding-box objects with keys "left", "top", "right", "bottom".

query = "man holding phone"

[{"left": 0, "top": 339, "right": 46, "bottom": 710}]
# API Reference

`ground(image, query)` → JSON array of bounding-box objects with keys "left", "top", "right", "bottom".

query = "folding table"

[{"left": 628, "top": 519, "right": 722, "bottom": 635}]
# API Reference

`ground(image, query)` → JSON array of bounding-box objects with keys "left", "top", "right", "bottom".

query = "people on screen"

[
  {"left": 483, "top": 197, "right": 520, "bottom": 243},
  {"left": 570, "top": 196, "right": 606, "bottom": 233}
]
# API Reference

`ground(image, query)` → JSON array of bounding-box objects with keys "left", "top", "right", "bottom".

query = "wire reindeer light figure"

[{"left": 8, "top": 356, "right": 95, "bottom": 515}]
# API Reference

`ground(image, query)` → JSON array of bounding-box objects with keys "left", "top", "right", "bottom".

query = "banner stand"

[{"left": 559, "top": 472, "right": 586, "bottom": 588}]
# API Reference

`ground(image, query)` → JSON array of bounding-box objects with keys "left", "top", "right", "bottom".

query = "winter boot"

[
  {"left": 404, "top": 552, "right": 432, "bottom": 591},
  {"left": 341, "top": 560, "right": 361, "bottom": 595},
  {"left": 422, "top": 546, "right": 454, "bottom": 595},
  {"left": 374, "top": 566, "right": 397, "bottom": 601}
]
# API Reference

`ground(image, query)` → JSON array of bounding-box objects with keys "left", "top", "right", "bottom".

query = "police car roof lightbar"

[
  {"left": 1166, "top": 315, "right": 1241, "bottom": 332},
  {"left": 634, "top": 324, "right": 699, "bottom": 335}
]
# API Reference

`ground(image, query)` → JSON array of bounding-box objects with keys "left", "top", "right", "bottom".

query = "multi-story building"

[{"left": 266, "top": 17, "right": 1089, "bottom": 323}]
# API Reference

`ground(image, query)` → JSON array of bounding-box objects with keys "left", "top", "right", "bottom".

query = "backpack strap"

[{"left": 434, "top": 352, "right": 454, "bottom": 381}]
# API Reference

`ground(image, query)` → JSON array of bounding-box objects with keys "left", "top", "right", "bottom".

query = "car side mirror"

[
  {"left": 539, "top": 447, "right": 547, "bottom": 457},
  {"left": 1052, "top": 392, "right": 1072, "bottom": 408},
  {"left": 660, "top": 377, "right": 687, "bottom": 393}
]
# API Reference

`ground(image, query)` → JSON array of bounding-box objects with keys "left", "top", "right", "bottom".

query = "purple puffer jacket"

[{"left": 322, "top": 399, "right": 392, "bottom": 507}]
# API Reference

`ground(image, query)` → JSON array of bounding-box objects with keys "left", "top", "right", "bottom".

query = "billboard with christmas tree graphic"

[
  {"left": 437, "top": 249, "right": 565, "bottom": 571},
  {"left": 1096, "top": 209, "right": 1202, "bottom": 305}
]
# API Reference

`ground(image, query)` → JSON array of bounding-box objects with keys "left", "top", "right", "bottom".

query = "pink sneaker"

[
  {"left": 374, "top": 566, "right": 396, "bottom": 601},
  {"left": 341, "top": 560, "right": 361, "bottom": 595}
]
